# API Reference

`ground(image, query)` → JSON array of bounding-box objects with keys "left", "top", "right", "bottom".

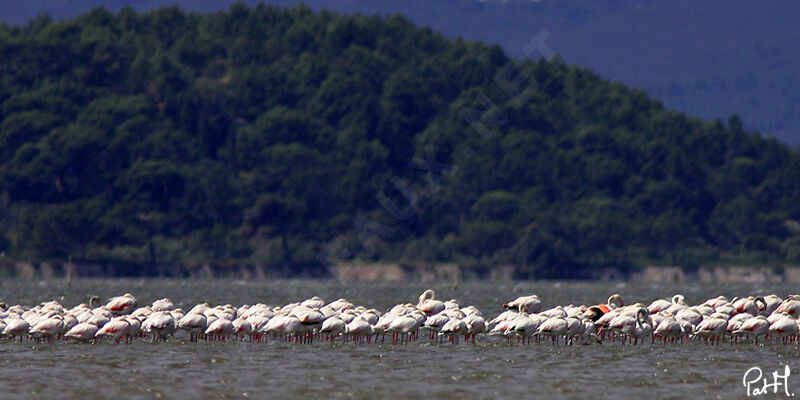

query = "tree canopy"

[{"left": 1, "top": 4, "right": 799, "bottom": 278}]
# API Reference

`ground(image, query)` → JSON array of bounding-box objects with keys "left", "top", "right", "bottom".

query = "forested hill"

[{"left": 1, "top": 4, "right": 799, "bottom": 278}]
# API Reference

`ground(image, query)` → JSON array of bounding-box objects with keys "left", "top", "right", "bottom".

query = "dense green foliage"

[{"left": 1, "top": 4, "right": 799, "bottom": 277}]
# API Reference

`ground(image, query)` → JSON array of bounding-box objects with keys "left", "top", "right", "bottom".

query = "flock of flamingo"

[{"left": 1, "top": 290, "right": 799, "bottom": 346}]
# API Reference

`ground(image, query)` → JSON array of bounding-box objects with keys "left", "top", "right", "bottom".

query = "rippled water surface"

[{"left": 2, "top": 279, "right": 799, "bottom": 399}]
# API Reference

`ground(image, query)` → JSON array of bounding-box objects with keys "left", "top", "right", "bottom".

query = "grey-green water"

[{"left": 1, "top": 279, "right": 799, "bottom": 399}]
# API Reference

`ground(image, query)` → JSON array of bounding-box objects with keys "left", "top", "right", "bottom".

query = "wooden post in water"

[{"left": 66, "top": 256, "right": 73, "bottom": 288}]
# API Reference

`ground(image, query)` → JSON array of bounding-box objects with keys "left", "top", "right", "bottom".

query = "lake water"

[{"left": 1, "top": 279, "right": 799, "bottom": 399}]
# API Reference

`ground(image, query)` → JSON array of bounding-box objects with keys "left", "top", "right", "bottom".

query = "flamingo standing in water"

[
  {"left": 761, "top": 294, "right": 782, "bottom": 315},
  {"left": 3, "top": 317, "right": 30, "bottom": 342},
  {"left": 703, "top": 296, "right": 729, "bottom": 309},
  {"left": 734, "top": 315, "right": 770, "bottom": 344},
  {"left": 462, "top": 314, "right": 488, "bottom": 343},
  {"left": 65, "top": 321, "right": 99, "bottom": 342},
  {"left": 503, "top": 295, "right": 542, "bottom": 313},
  {"left": 418, "top": 290, "right": 445, "bottom": 315},
  {"left": 96, "top": 317, "right": 131, "bottom": 343},
  {"left": 386, "top": 314, "right": 420, "bottom": 345},
  {"left": 489, "top": 312, "right": 518, "bottom": 340},
  {"left": 232, "top": 317, "right": 252, "bottom": 341},
  {"left": 609, "top": 311, "right": 638, "bottom": 344},
  {"left": 732, "top": 297, "right": 765, "bottom": 316},
  {"left": 106, "top": 293, "right": 137, "bottom": 316},
  {"left": 769, "top": 314, "right": 799, "bottom": 344},
  {"left": 726, "top": 313, "right": 754, "bottom": 341},
  {"left": 144, "top": 311, "right": 175, "bottom": 343},
  {"left": 319, "top": 316, "right": 346, "bottom": 342},
  {"left": 291, "top": 306, "right": 325, "bottom": 343},
  {"left": 565, "top": 316, "right": 588, "bottom": 346},
  {"left": 247, "top": 315, "right": 272, "bottom": 342},
  {"left": 489, "top": 308, "right": 519, "bottom": 335},
  {"left": 594, "top": 309, "right": 620, "bottom": 340},
  {"left": 439, "top": 318, "right": 466, "bottom": 344},
  {"left": 583, "top": 294, "right": 624, "bottom": 325},
  {"left": 29, "top": 314, "right": 64, "bottom": 343},
  {"left": 205, "top": 318, "right": 235, "bottom": 341},
  {"left": 693, "top": 316, "right": 728, "bottom": 345},
  {"left": 345, "top": 317, "right": 373, "bottom": 344},
  {"left": 124, "top": 317, "right": 142, "bottom": 342},
  {"left": 536, "top": 316, "right": 568, "bottom": 345},
  {"left": 151, "top": 298, "right": 175, "bottom": 313},
  {"left": 654, "top": 317, "right": 684, "bottom": 344},
  {"left": 62, "top": 314, "right": 78, "bottom": 333},
  {"left": 625, "top": 309, "right": 652, "bottom": 345},
  {"left": 264, "top": 315, "right": 288, "bottom": 339},
  {"left": 421, "top": 313, "right": 449, "bottom": 340},
  {"left": 301, "top": 296, "right": 325, "bottom": 309},
  {"left": 265, "top": 315, "right": 303, "bottom": 342},
  {"left": 505, "top": 306, "right": 539, "bottom": 345},
  {"left": 280, "top": 316, "right": 304, "bottom": 342},
  {"left": 177, "top": 313, "right": 207, "bottom": 342},
  {"left": 775, "top": 299, "right": 800, "bottom": 317},
  {"left": 675, "top": 308, "right": 703, "bottom": 326},
  {"left": 648, "top": 294, "right": 685, "bottom": 314}
]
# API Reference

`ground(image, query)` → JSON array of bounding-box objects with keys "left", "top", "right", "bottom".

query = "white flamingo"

[
  {"left": 96, "top": 317, "right": 131, "bottom": 343},
  {"left": 761, "top": 294, "right": 782, "bottom": 315},
  {"left": 565, "top": 316, "right": 588, "bottom": 345},
  {"left": 625, "top": 309, "right": 652, "bottom": 345},
  {"left": 386, "top": 314, "right": 419, "bottom": 345},
  {"left": 693, "top": 316, "right": 728, "bottom": 345},
  {"left": 654, "top": 317, "right": 684, "bottom": 344},
  {"left": 439, "top": 318, "right": 467, "bottom": 344},
  {"left": 145, "top": 311, "right": 175, "bottom": 343},
  {"left": 462, "top": 314, "right": 488, "bottom": 343},
  {"left": 504, "top": 294, "right": 542, "bottom": 313},
  {"left": 65, "top": 321, "right": 99, "bottom": 342},
  {"left": 125, "top": 316, "right": 142, "bottom": 342},
  {"left": 29, "top": 315, "right": 64, "bottom": 343},
  {"left": 319, "top": 316, "right": 346, "bottom": 341},
  {"left": 675, "top": 308, "right": 703, "bottom": 326},
  {"left": 769, "top": 314, "right": 798, "bottom": 344},
  {"left": 536, "top": 316, "right": 568, "bottom": 345},
  {"left": 3, "top": 317, "right": 30, "bottom": 342},
  {"left": 301, "top": 296, "right": 325, "bottom": 309},
  {"left": 106, "top": 293, "right": 137, "bottom": 316},
  {"left": 177, "top": 313, "right": 207, "bottom": 342},
  {"left": 232, "top": 317, "right": 252, "bottom": 340},
  {"left": 734, "top": 315, "right": 770, "bottom": 344},
  {"left": 205, "top": 318, "right": 234, "bottom": 341},
  {"left": 775, "top": 299, "right": 800, "bottom": 317},
  {"left": 151, "top": 298, "right": 175, "bottom": 312},
  {"left": 417, "top": 290, "right": 445, "bottom": 315},
  {"left": 421, "top": 313, "right": 450, "bottom": 340},
  {"left": 345, "top": 317, "right": 373, "bottom": 344}
]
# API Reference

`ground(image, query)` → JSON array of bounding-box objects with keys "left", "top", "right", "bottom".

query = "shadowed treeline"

[{"left": 1, "top": 4, "right": 800, "bottom": 278}]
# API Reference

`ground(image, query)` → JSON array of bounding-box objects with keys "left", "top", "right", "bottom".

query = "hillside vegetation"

[{"left": 1, "top": 4, "right": 799, "bottom": 277}]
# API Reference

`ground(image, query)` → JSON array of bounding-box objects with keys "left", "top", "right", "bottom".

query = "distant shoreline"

[{"left": 1, "top": 261, "right": 796, "bottom": 282}]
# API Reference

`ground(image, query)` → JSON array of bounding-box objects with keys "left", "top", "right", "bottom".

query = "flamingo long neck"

[
  {"left": 419, "top": 290, "right": 435, "bottom": 305},
  {"left": 636, "top": 309, "right": 648, "bottom": 328},
  {"left": 755, "top": 296, "right": 767, "bottom": 314},
  {"left": 608, "top": 295, "right": 622, "bottom": 309}
]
